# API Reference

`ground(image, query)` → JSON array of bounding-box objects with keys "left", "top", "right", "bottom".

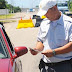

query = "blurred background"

[{"left": 0, "top": 0, "right": 72, "bottom": 23}]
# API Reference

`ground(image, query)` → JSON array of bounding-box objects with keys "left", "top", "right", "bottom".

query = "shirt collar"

[
  {"left": 57, "top": 12, "right": 64, "bottom": 25},
  {"left": 52, "top": 12, "right": 64, "bottom": 26},
  {"left": 45, "top": 12, "right": 64, "bottom": 25},
  {"left": 43, "top": 18, "right": 51, "bottom": 24},
  {"left": 46, "top": 12, "right": 64, "bottom": 26}
]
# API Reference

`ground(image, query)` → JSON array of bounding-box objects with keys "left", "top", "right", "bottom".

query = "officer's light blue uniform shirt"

[{"left": 37, "top": 13, "right": 72, "bottom": 63}]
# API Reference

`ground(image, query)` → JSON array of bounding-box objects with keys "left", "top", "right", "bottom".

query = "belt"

[{"left": 41, "top": 58, "right": 72, "bottom": 66}]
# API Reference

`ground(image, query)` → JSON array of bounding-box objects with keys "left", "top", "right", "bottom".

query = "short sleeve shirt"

[{"left": 37, "top": 13, "right": 72, "bottom": 63}]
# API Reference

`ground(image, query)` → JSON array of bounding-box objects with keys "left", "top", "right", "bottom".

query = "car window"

[
  {"left": 0, "top": 31, "right": 10, "bottom": 58},
  {"left": 2, "top": 28, "right": 14, "bottom": 53}
]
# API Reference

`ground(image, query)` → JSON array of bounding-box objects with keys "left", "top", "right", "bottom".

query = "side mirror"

[{"left": 13, "top": 46, "right": 28, "bottom": 59}]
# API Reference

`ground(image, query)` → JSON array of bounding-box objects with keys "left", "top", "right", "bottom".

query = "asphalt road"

[{"left": 4, "top": 12, "right": 42, "bottom": 72}]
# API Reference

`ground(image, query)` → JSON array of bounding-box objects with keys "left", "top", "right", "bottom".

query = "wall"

[{"left": 0, "top": 9, "right": 9, "bottom": 15}]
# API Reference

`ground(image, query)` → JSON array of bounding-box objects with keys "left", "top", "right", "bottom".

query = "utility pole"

[
  {"left": 20, "top": 0, "right": 23, "bottom": 12},
  {"left": 5, "top": 0, "right": 7, "bottom": 19},
  {"left": 69, "top": 0, "right": 70, "bottom": 9},
  {"left": 11, "top": 0, "right": 14, "bottom": 13}
]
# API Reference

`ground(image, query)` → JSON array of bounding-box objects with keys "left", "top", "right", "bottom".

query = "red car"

[{"left": 0, "top": 22, "right": 28, "bottom": 72}]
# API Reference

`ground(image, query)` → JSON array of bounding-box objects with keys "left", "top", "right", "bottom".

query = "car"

[
  {"left": 57, "top": 2, "right": 69, "bottom": 14},
  {"left": 65, "top": 12, "right": 72, "bottom": 18},
  {"left": 27, "top": 8, "right": 35, "bottom": 12},
  {"left": 32, "top": 15, "right": 44, "bottom": 27},
  {"left": 0, "top": 22, "right": 28, "bottom": 72}
]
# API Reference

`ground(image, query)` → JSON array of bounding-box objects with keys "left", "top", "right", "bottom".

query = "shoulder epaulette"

[{"left": 65, "top": 20, "right": 72, "bottom": 23}]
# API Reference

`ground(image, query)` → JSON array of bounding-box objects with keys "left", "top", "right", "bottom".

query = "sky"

[
  {"left": 5, "top": 0, "right": 69, "bottom": 8},
  {"left": 6, "top": 0, "right": 40, "bottom": 8}
]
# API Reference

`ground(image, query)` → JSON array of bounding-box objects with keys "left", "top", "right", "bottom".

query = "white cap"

[{"left": 37, "top": 0, "right": 57, "bottom": 17}]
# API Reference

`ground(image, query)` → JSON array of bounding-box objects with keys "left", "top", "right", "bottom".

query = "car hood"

[{"left": 0, "top": 59, "right": 10, "bottom": 72}]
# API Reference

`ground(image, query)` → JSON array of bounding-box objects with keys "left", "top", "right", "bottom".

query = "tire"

[{"left": 15, "top": 58, "right": 22, "bottom": 72}]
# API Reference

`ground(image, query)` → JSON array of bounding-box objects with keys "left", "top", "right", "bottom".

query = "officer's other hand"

[
  {"left": 41, "top": 49, "right": 53, "bottom": 57},
  {"left": 29, "top": 48, "right": 38, "bottom": 55}
]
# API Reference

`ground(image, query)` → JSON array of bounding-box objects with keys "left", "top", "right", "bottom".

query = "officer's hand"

[
  {"left": 29, "top": 48, "right": 38, "bottom": 55},
  {"left": 41, "top": 49, "right": 53, "bottom": 57}
]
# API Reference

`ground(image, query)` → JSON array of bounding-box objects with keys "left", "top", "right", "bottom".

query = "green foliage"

[
  {"left": 6, "top": 4, "right": 21, "bottom": 13},
  {"left": 6, "top": 4, "right": 13, "bottom": 13},
  {"left": 0, "top": 0, "right": 21, "bottom": 13},
  {"left": 13, "top": 6, "right": 21, "bottom": 13},
  {"left": 70, "top": 1, "right": 72, "bottom": 11},
  {"left": 0, "top": 0, "right": 6, "bottom": 9},
  {"left": 67, "top": 1, "right": 72, "bottom": 11}
]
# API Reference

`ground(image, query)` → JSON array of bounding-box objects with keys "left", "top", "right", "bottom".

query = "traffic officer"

[{"left": 30, "top": 0, "right": 72, "bottom": 72}]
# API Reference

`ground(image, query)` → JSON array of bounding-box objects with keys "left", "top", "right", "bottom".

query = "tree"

[
  {"left": 0, "top": 0, "right": 21, "bottom": 13},
  {"left": 67, "top": 0, "right": 72, "bottom": 11},
  {"left": 0, "top": 0, "right": 7, "bottom": 9},
  {"left": 6, "top": 4, "right": 13, "bottom": 13},
  {"left": 13, "top": 6, "right": 21, "bottom": 13}
]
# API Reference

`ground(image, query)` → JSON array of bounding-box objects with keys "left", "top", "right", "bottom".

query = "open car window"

[
  {"left": 0, "top": 30, "right": 10, "bottom": 59},
  {"left": 2, "top": 28, "right": 14, "bottom": 53}
]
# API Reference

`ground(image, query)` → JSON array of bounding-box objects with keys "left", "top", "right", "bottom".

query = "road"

[{"left": 4, "top": 12, "right": 42, "bottom": 72}]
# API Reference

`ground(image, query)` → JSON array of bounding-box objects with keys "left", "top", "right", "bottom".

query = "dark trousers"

[{"left": 39, "top": 59, "right": 72, "bottom": 72}]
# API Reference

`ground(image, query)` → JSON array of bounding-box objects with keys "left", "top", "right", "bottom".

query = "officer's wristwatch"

[{"left": 52, "top": 50, "right": 56, "bottom": 56}]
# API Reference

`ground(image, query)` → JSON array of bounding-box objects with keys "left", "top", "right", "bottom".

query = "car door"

[{"left": 1, "top": 27, "right": 16, "bottom": 72}]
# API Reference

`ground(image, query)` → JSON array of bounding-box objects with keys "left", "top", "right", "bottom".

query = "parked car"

[
  {"left": 27, "top": 8, "right": 35, "bottom": 12},
  {"left": 0, "top": 22, "right": 28, "bottom": 72},
  {"left": 65, "top": 12, "right": 72, "bottom": 18},
  {"left": 57, "top": 2, "right": 69, "bottom": 14}
]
